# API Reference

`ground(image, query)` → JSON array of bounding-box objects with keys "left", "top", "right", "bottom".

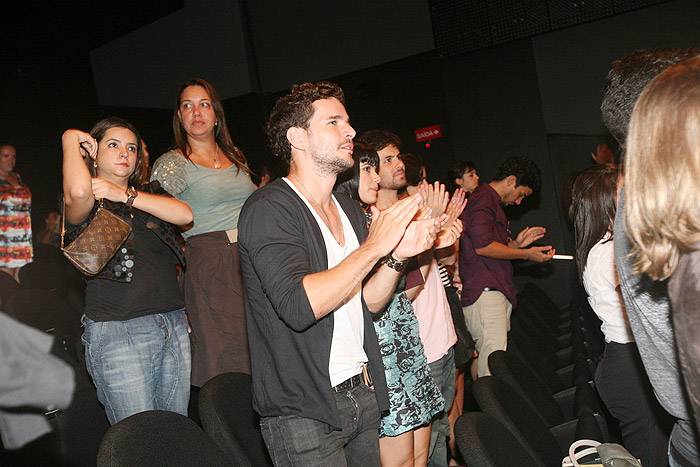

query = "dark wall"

[
  {"left": 439, "top": 39, "right": 571, "bottom": 303},
  {"left": 334, "top": 53, "right": 454, "bottom": 180},
  {"left": 533, "top": 0, "right": 700, "bottom": 136},
  {"left": 2, "top": 58, "right": 102, "bottom": 232}
]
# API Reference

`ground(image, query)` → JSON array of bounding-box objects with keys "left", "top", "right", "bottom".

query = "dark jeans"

[
  {"left": 260, "top": 383, "right": 381, "bottom": 467},
  {"left": 428, "top": 347, "right": 456, "bottom": 467},
  {"left": 595, "top": 342, "right": 671, "bottom": 467}
]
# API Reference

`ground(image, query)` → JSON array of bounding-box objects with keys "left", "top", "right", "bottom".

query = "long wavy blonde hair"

[{"left": 625, "top": 55, "right": 700, "bottom": 280}]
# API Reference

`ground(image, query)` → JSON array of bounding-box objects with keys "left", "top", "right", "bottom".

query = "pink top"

[{"left": 412, "top": 260, "right": 457, "bottom": 363}]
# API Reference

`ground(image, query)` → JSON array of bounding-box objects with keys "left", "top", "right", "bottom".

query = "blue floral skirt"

[{"left": 374, "top": 292, "right": 445, "bottom": 437}]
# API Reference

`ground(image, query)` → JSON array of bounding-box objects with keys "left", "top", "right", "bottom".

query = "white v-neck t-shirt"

[{"left": 283, "top": 178, "right": 367, "bottom": 386}]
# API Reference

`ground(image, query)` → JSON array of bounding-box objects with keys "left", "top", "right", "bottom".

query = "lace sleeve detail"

[{"left": 150, "top": 151, "right": 188, "bottom": 195}]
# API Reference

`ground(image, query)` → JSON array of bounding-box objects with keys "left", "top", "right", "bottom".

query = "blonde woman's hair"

[{"left": 625, "top": 55, "right": 700, "bottom": 280}]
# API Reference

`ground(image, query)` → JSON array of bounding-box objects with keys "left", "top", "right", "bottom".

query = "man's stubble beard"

[
  {"left": 311, "top": 149, "right": 353, "bottom": 177},
  {"left": 379, "top": 177, "right": 406, "bottom": 192}
]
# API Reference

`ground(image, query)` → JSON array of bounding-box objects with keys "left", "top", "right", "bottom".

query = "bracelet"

[
  {"left": 525, "top": 249, "right": 529, "bottom": 261},
  {"left": 382, "top": 253, "right": 408, "bottom": 272}
]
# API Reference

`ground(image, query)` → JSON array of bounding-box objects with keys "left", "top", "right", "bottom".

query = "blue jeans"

[
  {"left": 428, "top": 347, "right": 456, "bottom": 467},
  {"left": 669, "top": 436, "right": 681, "bottom": 467},
  {"left": 82, "top": 309, "right": 191, "bottom": 425},
  {"left": 260, "top": 383, "right": 381, "bottom": 467}
]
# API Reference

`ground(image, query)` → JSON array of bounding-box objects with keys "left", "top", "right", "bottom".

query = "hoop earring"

[{"left": 93, "top": 160, "right": 98, "bottom": 169}]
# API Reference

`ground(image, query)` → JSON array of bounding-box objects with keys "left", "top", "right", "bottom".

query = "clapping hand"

[
  {"left": 418, "top": 181, "right": 448, "bottom": 219},
  {"left": 435, "top": 218, "right": 463, "bottom": 249},
  {"left": 367, "top": 194, "right": 423, "bottom": 259},
  {"left": 527, "top": 246, "right": 555, "bottom": 262},
  {"left": 511, "top": 226, "right": 546, "bottom": 249},
  {"left": 394, "top": 214, "right": 445, "bottom": 260},
  {"left": 434, "top": 188, "right": 467, "bottom": 248}
]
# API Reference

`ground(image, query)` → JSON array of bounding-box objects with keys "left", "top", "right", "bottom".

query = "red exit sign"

[{"left": 415, "top": 124, "right": 442, "bottom": 142}]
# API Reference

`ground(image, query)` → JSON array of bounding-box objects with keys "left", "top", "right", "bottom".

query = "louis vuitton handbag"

[{"left": 60, "top": 199, "right": 131, "bottom": 276}]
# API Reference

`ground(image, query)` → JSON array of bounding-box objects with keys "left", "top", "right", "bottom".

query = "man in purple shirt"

[{"left": 459, "top": 156, "right": 554, "bottom": 377}]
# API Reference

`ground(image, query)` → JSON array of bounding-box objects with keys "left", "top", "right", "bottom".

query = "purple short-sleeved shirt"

[{"left": 458, "top": 183, "right": 518, "bottom": 308}]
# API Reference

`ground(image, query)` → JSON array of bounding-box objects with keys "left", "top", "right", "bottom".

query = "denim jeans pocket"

[{"left": 82, "top": 318, "right": 107, "bottom": 367}]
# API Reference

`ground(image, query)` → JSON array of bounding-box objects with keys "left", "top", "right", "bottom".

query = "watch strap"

[
  {"left": 125, "top": 186, "right": 138, "bottom": 208},
  {"left": 382, "top": 253, "right": 408, "bottom": 272}
]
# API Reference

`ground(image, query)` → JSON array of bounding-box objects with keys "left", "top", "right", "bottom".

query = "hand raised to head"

[{"left": 63, "top": 129, "right": 98, "bottom": 160}]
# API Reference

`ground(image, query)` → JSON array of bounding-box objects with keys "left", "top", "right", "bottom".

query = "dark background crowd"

[{"left": 3, "top": 0, "right": 698, "bottom": 310}]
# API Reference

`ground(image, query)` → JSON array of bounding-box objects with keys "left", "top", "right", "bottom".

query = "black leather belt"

[{"left": 333, "top": 373, "right": 364, "bottom": 392}]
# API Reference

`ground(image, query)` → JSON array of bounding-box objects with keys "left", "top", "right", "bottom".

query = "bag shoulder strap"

[{"left": 61, "top": 198, "right": 66, "bottom": 249}]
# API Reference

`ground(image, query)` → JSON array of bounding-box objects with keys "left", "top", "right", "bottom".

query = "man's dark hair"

[
  {"left": 265, "top": 81, "right": 345, "bottom": 165},
  {"left": 492, "top": 156, "right": 541, "bottom": 192},
  {"left": 601, "top": 47, "right": 700, "bottom": 147},
  {"left": 355, "top": 130, "right": 402, "bottom": 152},
  {"left": 400, "top": 153, "right": 425, "bottom": 187}
]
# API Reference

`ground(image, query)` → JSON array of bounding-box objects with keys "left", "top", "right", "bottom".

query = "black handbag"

[{"left": 445, "top": 285, "right": 475, "bottom": 368}]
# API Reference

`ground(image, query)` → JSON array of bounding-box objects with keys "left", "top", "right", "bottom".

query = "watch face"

[{"left": 126, "top": 186, "right": 138, "bottom": 206}]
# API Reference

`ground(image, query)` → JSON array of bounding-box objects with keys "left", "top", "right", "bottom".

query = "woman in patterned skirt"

[{"left": 336, "top": 142, "right": 444, "bottom": 466}]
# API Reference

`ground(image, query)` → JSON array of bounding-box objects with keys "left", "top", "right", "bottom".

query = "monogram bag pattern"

[{"left": 61, "top": 202, "right": 132, "bottom": 276}]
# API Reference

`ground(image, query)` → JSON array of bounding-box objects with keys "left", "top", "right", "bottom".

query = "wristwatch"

[
  {"left": 382, "top": 253, "right": 408, "bottom": 272},
  {"left": 125, "top": 186, "right": 138, "bottom": 208}
]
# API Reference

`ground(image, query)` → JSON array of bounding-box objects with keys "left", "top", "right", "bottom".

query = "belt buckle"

[
  {"left": 225, "top": 229, "right": 238, "bottom": 244},
  {"left": 362, "top": 363, "right": 373, "bottom": 387},
  {"left": 333, "top": 376, "right": 352, "bottom": 392}
]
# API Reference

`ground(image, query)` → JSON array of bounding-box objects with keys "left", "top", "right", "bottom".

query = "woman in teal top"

[{"left": 152, "top": 78, "right": 256, "bottom": 388}]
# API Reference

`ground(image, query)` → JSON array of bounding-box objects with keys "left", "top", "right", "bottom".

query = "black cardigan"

[{"left": 238, "top": 178, "right": 389, "bottom": 430}]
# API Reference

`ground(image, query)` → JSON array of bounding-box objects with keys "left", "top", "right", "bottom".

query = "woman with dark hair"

[
  {"left": 571, "top": 164, "right": 668, "bottom": 466},
  {"left": 62, "top": 117, "right": 193, "bottom": 425},
  {"left": 334, "top": 142, "right": 380, "bottom": 205},
  {"left": 446, "top": 160, "right": 479, "bottom": 196},
  {"left": 336, "top": 143, "right": 445, "bottom": 467},
  {"left": 151, "top": 78, "right": 256, "bottom": 388}
]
